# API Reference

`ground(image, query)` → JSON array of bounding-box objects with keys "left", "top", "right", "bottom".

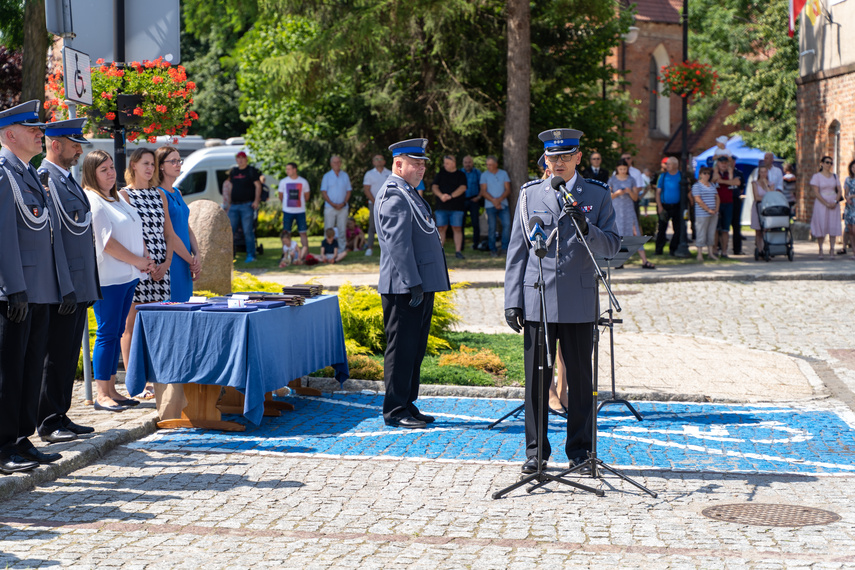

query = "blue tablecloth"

[{"left": 126, "top": 295, "right": 349, "bottom": 424}]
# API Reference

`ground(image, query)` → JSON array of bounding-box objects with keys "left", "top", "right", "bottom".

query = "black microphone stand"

[
  {"left": 527, "top": 202, "right": 657, "bottom": 498},
  {"left": 492, "top": 232, "right": 603, "bottom": 499}
]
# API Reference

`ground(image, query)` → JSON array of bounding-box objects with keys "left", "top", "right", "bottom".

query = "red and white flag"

[{"left": 789, "top": 0, "right": 808, "bottom": 36}]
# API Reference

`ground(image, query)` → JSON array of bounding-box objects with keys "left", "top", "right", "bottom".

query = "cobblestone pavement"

[{"left": 3, "top": 279, "right": 855, "bottom": 568}]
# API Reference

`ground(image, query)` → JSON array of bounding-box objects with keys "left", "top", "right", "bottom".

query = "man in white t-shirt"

[
  {"left": 320, "top": 155, "right": 352, "bottom": 243},
  {"left": 278, "top": 162, "right": 311, "bottom": 261},
  {"left": 362, "top": 154, "right": 392, "bottom": 256}
]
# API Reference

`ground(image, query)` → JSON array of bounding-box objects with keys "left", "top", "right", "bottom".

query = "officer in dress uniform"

[
  {"left": 504, "top": 128, "right": 620, "bottom": 474},
  {"left": 36, "top": 119, "right": 101, "bottom": 444},
  {"left": 0, "top": 101, "right": 76, "bottom": 473},
  {"left": 375, "top": 138, "right": 451, "bottom": 429}
]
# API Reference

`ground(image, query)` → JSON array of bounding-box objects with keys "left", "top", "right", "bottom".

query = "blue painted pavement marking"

[{"left": 129, "top": 393, "right": 855, "bottom": 475}]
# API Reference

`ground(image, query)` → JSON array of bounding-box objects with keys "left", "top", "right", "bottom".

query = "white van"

[{"left": 173, "top": 145, "right": 279, "bottom": 205}]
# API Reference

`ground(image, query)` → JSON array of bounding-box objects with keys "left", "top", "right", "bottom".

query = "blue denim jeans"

[
  {"left": 228, "top": 202, "right": 256, "bottom": 257},
  {"left": 486, "top": 206, "right": 510, "bottom": 252}
]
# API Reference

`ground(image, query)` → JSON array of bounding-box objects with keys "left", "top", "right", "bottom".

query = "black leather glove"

[
  {"left": 58, "top": 292, "right": 77, "bottom": 316},
  {"left": 6, "top": 291, "right": 28, "bottom": 323},
  {"left": 505, "top": 308, "right": 524, "bottom": 333},
  {"left": 564, "top": 202, "right": 589, "bottom": 236},
  {"left": 409, "top": 284, "right": 424, "bottom": 308}
]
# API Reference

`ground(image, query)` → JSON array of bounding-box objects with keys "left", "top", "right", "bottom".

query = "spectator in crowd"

[
  {"left": 345, "top": 217, "right": 365, "bottom": 251},
  {"left": 727, "top": 156, "right": 746, "bottom": 255},
  {"left": 321, "top": 155, "right": 352, "bottom": 245},
  {"left": 782, "top": 162, "right": 797, "bottom": 215},
  {"left": 810, "top": 155, "right": 843, "bottom": 259},
  {"left": 120, "top": 148, "right": 177, "bottom": 401},
  {"left": 415, "top": 179, "right": 426, "bottom": 197},
  {"left": 844, "top": 160, "right": 855, "bottom": 260},
  {"left": 655, "top": 157, "right": 682, "bottom": 256},
  {"left": 320, "top": 227, "right": 347, "bottom": 263},
  {"left": 750, "top": 165, "right": 774, "bottom": 257},
  {"left": 362, "top": 154, "right": 391, "bottom": 256},
  {"left": 692, "top": 166, "right": 720, "bottom": 262},
  {"left": 431, "top": 155, "right": 468, "bottom": 259},
  {"left": 460, "top": 155, "right": 483, "bottom": 251},
  {"left": 156, "top": 146, "right": 201, "bottom": 301},
  {"left": 222, "top": 151, "right": 262, "bottom": 263},
  {"left": 712, "top": 155, "right": 740, "bottom": 258},
  {"left": 713, "top": 135, "right": 732, "bottom": 158},
  {"left": 609, "top": 159, "right": 655, "bottom": 269},
  {"left": 278, "top": 162, "right": 311, "bottom": 262},
  {"left": 82, "top": 150, "right": 152, "bottom": 412},
  {"left": 582, "top": 151, "right": 609, "bottom": 184},
  {"left": 640, "top": 167, "right": 653, "bottom": 216},
  {"left": 619, "top": 152, "right": 644, "bottom": 188},
  {"left": 762, "top": 152, "right": 784, "bottom": 191},
  {"left": 479, "top": 155, "right": 511, "bottom": 257},
  {"left": 278, "top": 230, "right": 303, "bottom": 267}
]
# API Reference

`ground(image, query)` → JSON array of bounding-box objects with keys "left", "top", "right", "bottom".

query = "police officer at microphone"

[
  {"left": 375, "top": 138, "right": 450, "bottom": 429},
  {"left": 504, "top": 128, "right": 619, "bottom": 474},
  {"left": 0, "top": 101, "right": 75, "bottom": 473},
  {"left": 37, "top": 118, "right": 101, "bottom": 444}
]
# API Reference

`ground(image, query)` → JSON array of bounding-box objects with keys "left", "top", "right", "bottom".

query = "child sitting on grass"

[
  {"left": 321, "top": 227, "right": 347, "bottom": 264},
  {"left": 279, "top": 230, "right": 304, "bottom": 267},
  {"left": 345, "top": 218, "right": 365, "bottom": 252}
]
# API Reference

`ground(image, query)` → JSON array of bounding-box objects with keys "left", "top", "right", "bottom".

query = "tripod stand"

[
  {"left": 595, "top": 236, "right": 648, "bottom": 421},
  {"left": 526, "top": 235, "right": 658, "bottom": 499},
  {"left": 492, "top": 238, "right": 603, "bottom": 499}
]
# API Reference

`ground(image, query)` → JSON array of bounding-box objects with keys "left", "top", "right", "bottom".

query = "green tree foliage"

[
  {"left": 689, "top": 0, "right": 797, "bottom": 161},
  {"left": 0, "top": 0, "right": 24, "bottom": 49},
  {"left": 237, "top": 0, "right": 633, "bottom": 187},
  {"left": 180, "top": 0, "right": 258, "bottom": 138}
]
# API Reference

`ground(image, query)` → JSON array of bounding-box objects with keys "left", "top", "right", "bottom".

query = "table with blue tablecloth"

[{"left": 126, "top": 295, "right": 349, "bottom": 426}]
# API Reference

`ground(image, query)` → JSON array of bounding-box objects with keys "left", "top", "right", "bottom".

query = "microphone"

[
  {"left": 528, "top": 216, "right": 547, "bottom": 259},
  {"left": 550, "top": 176, "right": 577, "bottom": 206}
]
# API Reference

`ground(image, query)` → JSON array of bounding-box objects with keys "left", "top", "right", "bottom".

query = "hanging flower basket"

[
  {"left": 659, "top": 60, "right": 718, "bottom": 99},
  {"left": 45, "top": 57, "right": 198, "bottom": 143}
]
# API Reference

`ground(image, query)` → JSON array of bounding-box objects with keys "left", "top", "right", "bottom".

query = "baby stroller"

[{"left": 754, "top": 190, "right": 794, "bottom": 262}]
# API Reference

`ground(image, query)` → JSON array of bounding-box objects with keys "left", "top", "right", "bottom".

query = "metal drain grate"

[{"left": 702, "top": 504, "right": 840, "bottom": 527}]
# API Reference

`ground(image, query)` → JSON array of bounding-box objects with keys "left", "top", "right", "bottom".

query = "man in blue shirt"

[
  {"left": 460, "top": 155, "right": 482, "bottom": 250},
  {"left": 655, "top": 156, "right": 683, "bottom": 256},
  {"left": 479, "top": 156, "right": 512, "bottom": 256}
]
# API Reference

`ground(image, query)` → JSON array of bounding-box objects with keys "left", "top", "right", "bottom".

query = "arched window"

[{"left": 650, "top": 44, "right": 670, "bottom": 136}]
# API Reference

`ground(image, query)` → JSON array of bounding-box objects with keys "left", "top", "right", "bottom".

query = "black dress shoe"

[
  {"left": 40, "top": 429, "right": 77, "bottom": 444},
  {"left": 0, "top": 454, "right": 39, "bottom": 474},
  {"left": 521, "top": 456, "right": 546, "bottom": 474},
  {"left": 568, "top": 458, "right": 591, "bottom": 475},
  {"left": 384, "top": 416, "right": 427, "bottom": 429},
  {"left": 93, "top": 400, "right": 127, "bottom": 412},
  {"left": 116, "top": 398, "right": 140, "bottom": 407},
  {"left": 17, "top": 447, "right": 62, "bottom": 464},
  {"left": 411, "top": 411, "right": 435, "bottom": 424},
  {"left": 63, "top": 421, "right": 94, "bottom": 435}
]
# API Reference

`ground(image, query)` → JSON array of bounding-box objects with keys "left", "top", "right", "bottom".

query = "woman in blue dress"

[{"left": 155, "top": 146, "right": 201, "bottom": 301}]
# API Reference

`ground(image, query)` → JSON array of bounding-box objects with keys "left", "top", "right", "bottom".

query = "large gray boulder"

[{"left": 188, "top": 200, "right": 232, "bottom": 295}]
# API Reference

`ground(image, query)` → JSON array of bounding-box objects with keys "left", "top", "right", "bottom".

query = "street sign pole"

[{"left": 113, "top": 0, "right": 127, "bottom": 177}]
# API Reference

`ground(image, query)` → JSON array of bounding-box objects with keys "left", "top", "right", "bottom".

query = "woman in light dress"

[{"left": 809, "top": 156, "right": 842, "bottom": 259}]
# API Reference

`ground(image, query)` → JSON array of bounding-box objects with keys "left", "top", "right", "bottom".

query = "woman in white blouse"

[{"left": 82, "top": 150, "right": 154, "bottom": 412}]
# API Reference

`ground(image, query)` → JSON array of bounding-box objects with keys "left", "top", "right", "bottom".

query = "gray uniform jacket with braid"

[
  {"left": 38, "top": 160, "right": 101, "bottom": 303},
  {"left": 0, "top": 146, "right": 74, "bottom": 303},
  {"left": 375, "top": 174, "right": 450, "bottom": 294},
  {"left": 504, "top": 173, "right": 620, "bottom": 323}
]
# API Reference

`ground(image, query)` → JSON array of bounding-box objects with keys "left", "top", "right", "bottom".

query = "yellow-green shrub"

[
  {"left": 352, "top": 206, "right": 370, "bottom": 231},
  {"left": 439, "top": 345, "right": 505, "bottom": 375}
]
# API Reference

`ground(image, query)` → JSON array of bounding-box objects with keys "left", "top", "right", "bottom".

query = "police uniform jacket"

[
  {"left": 504, "top": 173, "right": 620, "bottom": 323},
  {"left": 375, "top": 174, "right": 451, "bottom": 294},
  {"left": 0, "top": 147, "right": 74, "bottom": 304},
  {"left": 38, "top": 160, "right": 101, "bottom": 303}
]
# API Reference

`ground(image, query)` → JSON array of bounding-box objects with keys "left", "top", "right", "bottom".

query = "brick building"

[
  {"left": 613, "top": 0, "right": 738, "bottom": 175},
  {"left": 797, "top": 0, "right": 855, "bottom": 226}
]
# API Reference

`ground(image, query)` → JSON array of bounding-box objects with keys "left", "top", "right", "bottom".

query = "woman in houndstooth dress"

[{"left": 119, "top": 149, "right": 178, "bottom": 398}]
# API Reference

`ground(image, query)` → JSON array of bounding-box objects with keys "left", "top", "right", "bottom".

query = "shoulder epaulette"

[
  {"left": 585, "top": 178, "right": 610, "bottom": 190},
  {"left": 0, "top": 157, "right": 6, "bottom": 166},
  {"left": 37, "top": 167, "right": 47, "bottom": 175},
  {"left": 521, "top": 178, "right": 542, "bottom": 190}
]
